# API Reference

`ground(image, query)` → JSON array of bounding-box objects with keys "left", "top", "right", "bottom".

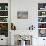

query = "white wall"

[
  {"left": 11, "top": 0, "right": 38, "bottom": 30},
  {"left": 11, "top": 0, "right": 38, "bottom": 45},
  {"left": 11, "top": 0, "right": 46, "bottom": 46}
]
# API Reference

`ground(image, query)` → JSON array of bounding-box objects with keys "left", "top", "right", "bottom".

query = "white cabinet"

[
  {"left": 0, "top": 35, "right": 8, "bottom": 45},
  {"left": 0, "top": 0, "right": 11, "bottom": 45},
  {"left": 38, "top": 3, "right": 46, "bottom": 46},
  {"left": 38, "top": 38, "right": 46, "bottom": 46}
]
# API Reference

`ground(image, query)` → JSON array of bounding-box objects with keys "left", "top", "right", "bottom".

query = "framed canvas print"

[{"left": 17, "top": 11, "right": 28, "bottom": 19}]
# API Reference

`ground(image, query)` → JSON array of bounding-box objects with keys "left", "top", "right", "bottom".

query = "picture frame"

[{"left": 17, "top": 11, "right": 28, "bottom": 19}]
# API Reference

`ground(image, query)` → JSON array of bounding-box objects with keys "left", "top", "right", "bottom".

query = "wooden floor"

[{"left": 0, "top": 45, "right": 8, "bottom": 46}]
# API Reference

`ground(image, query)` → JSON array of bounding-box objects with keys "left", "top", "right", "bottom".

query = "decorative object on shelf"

[
  {"left": 0, "top": 6, "right": 1, "bottom": 10},
  {"left": 42, "top": 11, "right": 46, "bottom": 16},
  {"left": 38, "top": 3, "right": 46, "bottom": 37},
  {"left": 38, "top": 3, "right": 46, "bottom": 10},
  {"left": 19, "top": 35, "right": 28, "bottom": 40},
  {"left": 17, "top": 11, "right": 28, "bottom": 19},
  {"left": 0, "top": 11, "right": 8, "bottom": 16},
  {"left": 0, "top": 17, "right": 8, "bottom": 22},
  {"left": 38, "top": 29, "right": 46, "bottom": 37},
  {"left": 38, "top": 17, "right": 46, "bottom": 22},
  {"left": 0, "top": 23, "right": 8, "bottom": 37},
  {"left": 0, "top": 3, "right": 8, "bottom": 37},
  {"left": 29, "top": 25, "right": 35, "bottom": 30},
  {"left": 11, "top": 23, "right": 16, "bottom": 30},
  {"left": 38, "top": 23, "right": 46, "bottom": 28},
  {"left": 42, "top": 12, "right": 45, "bottom": 15},
  {"left": 0, "top": 3, "right": 8, "bottom": 10},
  {"left": 0, "top": 23, "right": 8, "bottom": 30},
  {"left": 40, "top": 8, "right": 44, "bottom": 10},
  {"left": 45, "top": 6, "right": 46, "bottom": 9},
  {"left": 5, "top": 6, "right": 8, "bottom": 10},
  {"left": 38, "top": 17, "right": 42, "bottom": 22}
]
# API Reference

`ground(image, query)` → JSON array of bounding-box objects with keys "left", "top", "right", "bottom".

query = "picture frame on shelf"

[
  {"left": 38, "top": 23, "right": 46, "bottom": 28},
  {"left": 38, "top": 17, "right": 46, "bottom": 22},
  {"left": 0, "top": 17, "right": 8, "bottom": 22},
  {"left": 0, "top": 3, "right": 8, "bottom": 37},
  {"left": 38, "top": 11, "right": 46, "bottom": 16}
]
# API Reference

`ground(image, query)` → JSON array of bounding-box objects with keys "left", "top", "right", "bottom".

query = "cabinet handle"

[
  {"left": 1, "top": 39, "right": 3, "bottom": 40},
  {"left": 43, "top": 39, "right": 45, "bottom": 40}
]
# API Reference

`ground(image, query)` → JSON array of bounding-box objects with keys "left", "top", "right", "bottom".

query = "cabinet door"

[{"left": 38, "top": 38, "right": 46, "bottom": 46}]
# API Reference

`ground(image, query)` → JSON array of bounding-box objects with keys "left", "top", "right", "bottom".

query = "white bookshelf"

[
  {"left": 0, "top": 3, "right": 8, "bottom": 23},
  {"left": 38, "top": 3, "right": 46, "bottom": 37},
  {"left": 0, "top": 3, "right": 8, "bottom": 38}
]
